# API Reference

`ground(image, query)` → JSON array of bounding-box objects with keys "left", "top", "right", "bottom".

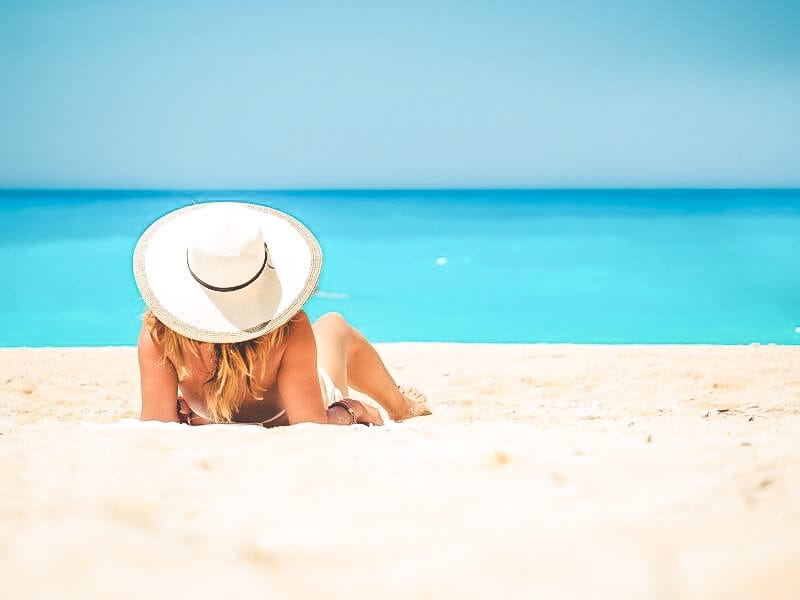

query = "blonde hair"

[{"left": 144, "top": 311, "right": 290, "bottom": 423}]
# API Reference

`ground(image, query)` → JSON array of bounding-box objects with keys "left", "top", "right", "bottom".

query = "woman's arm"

[
  {"left": 138, "top": 322, "right": 179, "bottom": 422},
  {"left": 278, "top": 312, "right": 381, "bottom": 425}
]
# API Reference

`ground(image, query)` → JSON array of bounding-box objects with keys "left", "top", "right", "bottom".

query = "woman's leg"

[{"left": 312, "top": 312, "right": 428, "bottom": 421}]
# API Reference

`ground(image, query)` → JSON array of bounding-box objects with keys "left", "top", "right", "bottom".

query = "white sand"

[{"left": 1, "top": 344, "right": 799, "bottom": 599}]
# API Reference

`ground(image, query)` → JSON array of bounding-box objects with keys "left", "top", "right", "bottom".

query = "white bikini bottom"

[{"left": 318, "top": 368, "right": 344, "bottom": 405}]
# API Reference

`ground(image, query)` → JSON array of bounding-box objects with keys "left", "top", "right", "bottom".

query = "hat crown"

[{"left": 186, "top": 205, "right": 266, "bottom": 290}]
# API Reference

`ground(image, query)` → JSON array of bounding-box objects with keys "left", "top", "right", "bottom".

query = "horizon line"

[{"left": 2, "top": 186, "right": 799, "bottom": 193}]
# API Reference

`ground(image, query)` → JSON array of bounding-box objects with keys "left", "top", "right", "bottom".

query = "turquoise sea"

[{"left": 1, "top": 189, "right": 799, "bottom": 347}]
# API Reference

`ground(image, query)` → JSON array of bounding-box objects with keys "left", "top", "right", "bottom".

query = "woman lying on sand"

[{"left": 133, "top": 202, "right": 430, "bottom": 427}]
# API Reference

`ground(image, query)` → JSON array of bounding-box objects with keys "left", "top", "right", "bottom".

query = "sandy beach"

[{"left": 1, "top": 343, "right": 799, "bottom": 599}]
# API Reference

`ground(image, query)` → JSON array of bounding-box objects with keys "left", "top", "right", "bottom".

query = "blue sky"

[{"left": 0, "top": 0, "right": 798, "bottom": 188}]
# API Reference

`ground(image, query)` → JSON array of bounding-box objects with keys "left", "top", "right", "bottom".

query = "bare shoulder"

[
  {"left": 137, "top": 319, "right": 159, "bottom": 359},
  {"left": 290, "top": 309, "right": 312, "bottom": 328},
  {"left": 283, "top": 310, "right": 315, "bottom": 356},
  {"left": 137, "top": 319, "right": 175, "bottom": 375}
]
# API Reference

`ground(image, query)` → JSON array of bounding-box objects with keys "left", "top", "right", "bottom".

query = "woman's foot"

[{"left": 390, "top": 386, "right": 432, "bottom": 421}]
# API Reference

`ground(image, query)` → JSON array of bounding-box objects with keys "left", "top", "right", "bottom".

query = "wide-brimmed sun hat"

[{"left": 133, "top": 202, "right": 322, "bottom": 343}]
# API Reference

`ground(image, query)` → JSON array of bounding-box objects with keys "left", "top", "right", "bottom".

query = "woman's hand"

[
  {"left": 349, "top": 399, "right": 384, "bottom": 426},
  {"left": 328, "top": 398, "right": 384, "bottom": 426}
]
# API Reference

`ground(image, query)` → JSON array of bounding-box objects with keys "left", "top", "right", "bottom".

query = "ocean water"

[{"left": 0, "top": 189, "right": 799, "bottom": 347}]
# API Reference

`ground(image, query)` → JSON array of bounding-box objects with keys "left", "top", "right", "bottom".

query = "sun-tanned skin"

[{"left": 138, "top": 310, "right": 429, "bottom": 426}]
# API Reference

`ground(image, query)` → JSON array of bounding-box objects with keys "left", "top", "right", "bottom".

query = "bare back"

[
  {"left": 177, "top": 334, "right": 287, "bottom": 423},
  {"left": 138, "top": 310, "right": 329, "bottom": 425}
]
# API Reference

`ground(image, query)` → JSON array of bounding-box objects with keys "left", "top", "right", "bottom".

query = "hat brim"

[{"left": 133, "top": 203, "right": 322, "bottom": 343}]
